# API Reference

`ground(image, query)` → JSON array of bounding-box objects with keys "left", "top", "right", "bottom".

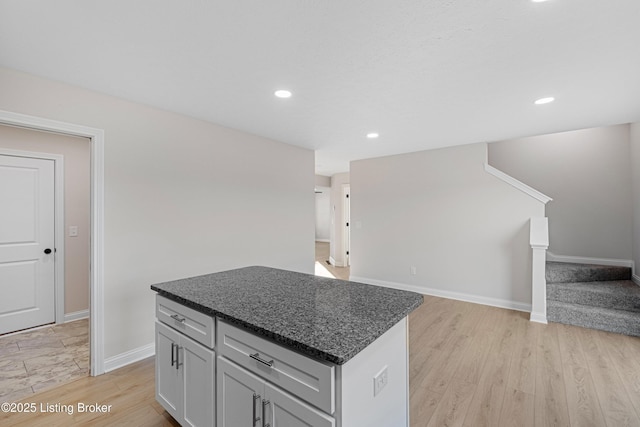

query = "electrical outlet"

[
  {"left": 410, "top": 266, "right": 417, "bottom": 275},
  {"left": 373, "top": 366, "right": 388, "bottom": 397}
]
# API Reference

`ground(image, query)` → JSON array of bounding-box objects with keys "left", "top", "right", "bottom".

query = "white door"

[{"left": 0, "top": 155, "right": 55, "bottom": 335}]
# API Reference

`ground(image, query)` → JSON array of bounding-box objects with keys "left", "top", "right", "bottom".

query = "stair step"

[
  {"left": 547, "top": 300, "right": 640, "bottom": 337},
  {"left": 546, "top": 262, "right": 632, "bottom": 283},
  {"left": 547, "top": 280, "right": 640, "bottom": 312}
]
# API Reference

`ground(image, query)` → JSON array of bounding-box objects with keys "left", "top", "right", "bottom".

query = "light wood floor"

[
  {"left": 0, "top": 319, "right": 89, "bottom": 403},
  {"left": 3, "top": 297, "right": 640, "bottom": 426},
  {"left": 315, "top": 241, "right": 350, "bottom": 281}
]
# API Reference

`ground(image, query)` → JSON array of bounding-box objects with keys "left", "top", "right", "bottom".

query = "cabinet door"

[
  {"left": 182, "top": 334, "right": 215, "bottom": 427},
  {"left": 156, "top": 321, "right": 182, "bottom": 421},
  {"left": 265, "top": 383, "right": 335, "bottom": 427},
  {"left": 217, "top": 356, "right": 265, "bottom": 427}
]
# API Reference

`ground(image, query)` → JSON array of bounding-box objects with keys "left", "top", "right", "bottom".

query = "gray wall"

[
  {"left": 489, "top": 124, "right": 633, "bottom": 261},
  {"left": 0, "top": 66, "right": 315, "bottom": 359},
  {"left": 631, "top": 123, "right": 640, "bottom": 281},
  {"left": 350, "top": 142, "right": 544, "bottom": 309}
]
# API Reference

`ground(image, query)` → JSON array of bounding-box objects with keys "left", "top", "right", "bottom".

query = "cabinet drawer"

[
  {"left": 218, "top": 320, "right": 335, "bottom": 414},
  {"left": 156, "top": 295, "right": 214, "bottom": 349}
]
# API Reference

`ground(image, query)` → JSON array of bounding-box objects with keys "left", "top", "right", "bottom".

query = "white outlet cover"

[{"left": 373, "top": 365, "right": 388, "bottom": 397}]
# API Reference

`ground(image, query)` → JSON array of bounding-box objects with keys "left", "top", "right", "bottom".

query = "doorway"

[
  {"left": 0, "top": 125, "right": 92, "bottom": 401},
  {"left": 0, "top": 110, "right": 105, "bottom": 377}
]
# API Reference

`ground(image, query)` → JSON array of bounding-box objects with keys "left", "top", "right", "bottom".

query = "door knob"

[{"left": 44, "top": 248, "right": 52, "bottom": 254}]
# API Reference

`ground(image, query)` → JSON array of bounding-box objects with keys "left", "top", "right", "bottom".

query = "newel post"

[{"left": 530, "top": 217, "right": 549, "bottom": 324}]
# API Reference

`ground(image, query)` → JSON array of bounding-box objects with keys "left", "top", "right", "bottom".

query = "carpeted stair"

[{"left": 546, "top": 262, "right": 640, "bottom": 336}]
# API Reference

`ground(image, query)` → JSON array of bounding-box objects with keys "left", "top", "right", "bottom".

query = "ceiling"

[{"left": 1, "top": 1, "right": 639, "bottom": 176}]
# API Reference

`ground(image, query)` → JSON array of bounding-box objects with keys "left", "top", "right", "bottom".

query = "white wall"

[
  {"left": 330, "top": 172, "right": 349, "bottom": 267},
  {"left": 0, "top": 67, "right": 315, "bottom": 359},
  {"left": 315, "top": 187, "right": 331, "bottom": 242},
  {"left": 350, "top": 143, "right": 545, "bottom": 309},
  {"left": 315, "top": 174, "right": 331, "bottom": 188},
  {"left": 0, "top": 124, "right": 90, "bottom": 315},
  {"left": 488, "top": 124, "right": 633, "bottom": 261},
  {"left": 631, "top": 123, "right": 640, "bottom": 282}
]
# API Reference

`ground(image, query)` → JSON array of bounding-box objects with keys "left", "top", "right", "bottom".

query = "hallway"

[{"left": 315, "top": 241, "right": 350, "bottom": 281}]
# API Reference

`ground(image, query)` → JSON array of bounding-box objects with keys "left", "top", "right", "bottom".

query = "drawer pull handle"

[
  {"left": 175, "top": 345, "right": 182, "bottom": 370},
  {"left": 170, "top": 314, "right": 186, "bottom": 323},
  {"left": 170, "top": 343, "right": 176, "bottom": 367},
  {"left": 252, "top": 393, "right": 261, "bottom": 426},
  {"left": 262, "top": 400, "right": 270, "bottom": 427},
  {"left": 250, "top": 353, "right": 274, "bottom": 368}
]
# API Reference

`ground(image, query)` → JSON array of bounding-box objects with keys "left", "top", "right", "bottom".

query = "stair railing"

[{"left": 530, "top": 217, "right": 549, "bottom": 324}]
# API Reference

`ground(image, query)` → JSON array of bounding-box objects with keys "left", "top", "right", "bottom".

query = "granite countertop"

[{"left": 151, "top": 266, "right": 423, "bottom": 365}]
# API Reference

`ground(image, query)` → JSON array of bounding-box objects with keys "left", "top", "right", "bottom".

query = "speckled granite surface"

[{"left": 151, "top": 266, "right": 423, "bottom": 365}]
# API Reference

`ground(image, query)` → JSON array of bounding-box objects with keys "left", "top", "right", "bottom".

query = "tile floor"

[{"left": 0, "top": 319, "right": 89, "bottom": 403}]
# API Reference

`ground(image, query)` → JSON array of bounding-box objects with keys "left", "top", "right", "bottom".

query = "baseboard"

[
  {"left": 64, "top": 309, "right": 89, "bottom": 323},
  {"left": 315, "top": 239, "right": 330, "bottom": 243},
  {"left": 329, "top": 256, "right": 337, "bottom": 266},
  {"left": 349, "top": 276, "right": 531, "bottom": 313},
  {"left": 634, "top": 274, "right": 640, "bottom": 286},
  {"left": 104, "top": 342, "right": 155, "bottom": 373},
  {"left": 529, "top": 312, "right": 548, "bottom": 324}
]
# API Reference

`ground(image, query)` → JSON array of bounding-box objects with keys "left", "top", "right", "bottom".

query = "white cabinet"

[
  {"left": 217, "top": 320, "right": 334, "bottom": 414},
  {"left": 156, "top": 321, "right": 215, "bottom": 427},
  {"left": 217, "top": 356, "right": 266, "bottom": 427},
  {"left": 266, "top": 383, "right": 334, "bottom": 427},
  {"left": 155, "top": 294, "right": 410, "bottom": 427},
  {"left": 217, "top": 356, "right": 334, "bottom": 427},
  {"left": 156, "top": 321, "right": 181, "bottom": 419}
]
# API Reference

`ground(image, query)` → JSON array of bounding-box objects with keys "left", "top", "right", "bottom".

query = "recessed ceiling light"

[
  {"left": 534, "top": 97, "right": 555, "bottom": 105},
  {"left": 274, "top": 90, "right": 292, "bottom": 98},
  {"left": 531, "top": 0, "right": 551, "bottom": 3},
  {"left": 366, "top": 132, "right": 379, "bottom": 139}
]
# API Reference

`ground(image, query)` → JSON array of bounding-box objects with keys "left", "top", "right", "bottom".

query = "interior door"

[{"left": 0, "top": 154, "right": 55, "bottom": 335}]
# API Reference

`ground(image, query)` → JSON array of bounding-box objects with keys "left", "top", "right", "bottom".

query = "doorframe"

[
  {"left": 0, "top": 149, "right": 65, "bottom": 325},
  {"left": 342, "top": 184, "right": 350, "bottom": 267},
  {"left": 0, "top": 110, "right": 105, "bottom": 376}
]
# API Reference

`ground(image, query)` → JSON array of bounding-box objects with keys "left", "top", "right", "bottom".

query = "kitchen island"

[{"left": 151, "top": 266, "right": 423, "bottom": 427}]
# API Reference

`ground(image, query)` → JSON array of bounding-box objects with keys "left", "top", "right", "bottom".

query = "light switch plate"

[{"left": 69, "top": 226, "right": 78, "bottom": 237}]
